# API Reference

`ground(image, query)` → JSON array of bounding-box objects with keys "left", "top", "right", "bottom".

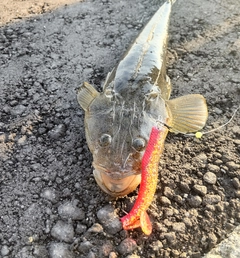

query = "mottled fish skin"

[
  {"left": 77, "top": 0, "right": 208, "bottom": 197},
  {"left": 104, "top": 0, "right": 172, "bottom": 100}
]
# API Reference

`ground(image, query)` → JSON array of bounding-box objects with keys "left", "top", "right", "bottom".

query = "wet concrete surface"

[{"left": 0, "top": 0, "right": 240, "bottom": 257}]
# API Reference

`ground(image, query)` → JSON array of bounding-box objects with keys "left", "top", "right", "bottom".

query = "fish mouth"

[{"left": 93, "top": 168, "right": 141, "bottom": 197}]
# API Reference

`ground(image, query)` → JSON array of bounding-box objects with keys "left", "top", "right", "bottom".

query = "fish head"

[
  {"left": 78, "top": 82, "right": 169, "bottom": 197},
  {"left": 84, "top": 94, "right": 145, "bottom": 197}
]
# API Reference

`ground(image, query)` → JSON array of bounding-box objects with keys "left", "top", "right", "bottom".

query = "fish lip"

[{"left": 92, "top": 165, "right": 141, "bottom": 197}]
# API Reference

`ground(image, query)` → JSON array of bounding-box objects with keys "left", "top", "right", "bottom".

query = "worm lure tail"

[{"left": 121, "top": 126, "right": 167, "bottom": 235}]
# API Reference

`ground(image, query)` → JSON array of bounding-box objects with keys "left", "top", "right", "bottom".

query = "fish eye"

[
  {"left": 132, "top": 138, "right": 145, "bottom": 151},
  {"left": 99, "top": 134, "right": 112, "bottom": 147}
]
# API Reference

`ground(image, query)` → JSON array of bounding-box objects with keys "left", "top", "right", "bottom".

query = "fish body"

[{"left": 77, "top": 0, "right": 208, "bottom": 199}]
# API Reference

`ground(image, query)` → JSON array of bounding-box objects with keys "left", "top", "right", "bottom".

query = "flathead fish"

[{"left": 77, "top": 0, "right": 208, "bottom": 202}]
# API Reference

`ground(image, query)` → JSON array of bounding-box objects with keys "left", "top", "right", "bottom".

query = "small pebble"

[
  {"left": 49, "top": 242, "right": 74, "bottom": 258},
  {"left": 233, "top": 139, "right": 240, "bottom": 145},
  {"left": 117, "top": 238, "right": 137, "bottom": 255},
  {"left": 179, "top": 182, "right": 190, "bottom": 193},
  {"left": 171, "top": 249, "right": 180, "bottom": 257},
  {"left": 159, "top": 196, "right": 171, "bottom": 206},
  {"left": 203, "top": 194, "right": 221, "bottom": 205},
  {"left": 78, "top": 240, "right": 93, "bottom": 254},
  {"left": 232, "top": 178, "right": 240, "bottom": 189},
  {"left": 207, "top": 232, "right": 218, "bottom": 248},
  {"left": 164, "top": 218, "right": 172, "bottom": 227},
  {"left": 214, "top": 159, "right": 223, "bottom": 165},
  {"left": 48, "top": 124, "right": 66, "bottom": 139},
  {"left": 41, "top": 188, "right": 59, "bottom": 203},
  {"left": 208, "top": 164, "right": 220, "bottom": 174},
  {"left": 180, "top": 252, "right": 187, "bottom": 258},
  {"left": 183, "top": 217, "right": 192, "bottom": 227},
  {"left": 126, "top": 255, "right": 141, "bottom": 258},
  {"left": 215, "top": 202, "right": 224, "bottom": 212},
  {"left": 155, "top": 222, "right": 168, "bottom": 232},
  {"left": 173, "top": 195, "right": 183, "bottom": 204},
  {"left": 225, "top": 222, "right": 235, "bottom": 232},
  {"left": 232, "top": 125, "right": 240, "bottom": 135},
  {"left": 97, "top": 205, "right": 122, "bottom": 234},
  {"left": 109, "top": 251, "right": 118, "bottom": 258},
  {"left": 5, "top": 28, "right": 14, "bottom": 35},
  {"left": 164, "top": 186, "right": 174, "bottom": 198},
  {"left": 11, "top": 104, "right": 26, "bottom": 116},
  {"left": 8, "top": 132, "right": 16, "bottom": 141},
  {"left": 163, "top": 207, "right": 174, "bottom": 217},
  {"left": 172, "top": 222, "right": 186, "bottom": 233},
  {"left": 88, "top": 223, "right": 103, "bottom": 233},
  {"left": 58, "top": 201, "right": 85, "bottom": 220},
  {"left": 175, "top": 47, "right": 187, "bottom": 55},
  {"left": 100, "top": 241, "right": 113, "bottom": 257},
  {"left": 188, "top": 195, "right": 202, "bottom": 207},
  {"left": 235, "top": 190, "right": 240, "bottom": 198},
  {"left": 203, "top": 172, "right": 217, "bottom": 185},
  {"left": 192, "top": 185, "right": 207, "bottom": 196},
  {"left": 226, "top": 161, "right": 240, "bottom": 170},
  {"left": 97, "top": 205, "right": 115, "bottom": 221},
  {"left": 87, "top": 251, "right": 96, "bottom": 258},
  {"left": 17, "top": 135, "right": 27, "bottom": 145},
  {"left": 76, "top": 223, "right": 87, "bottom": 234},
  {"left": 33, "top": 245, "right": 48, "bottom": 257},
  {"left": 51, "top": 220, "right": 74, "bottom": 243},
  {"left": 38, "top": 127, "right": 47, "bottom": 135},
  {"left": 150, "top": 240, "right": 163, "bottom": 252},
  {"left": 193, "top": 153, "right": 208, "bottom": 164},
  {"left": 163, "top": 232, "right": 176, "bottom": 245},
  {"left": 191, "top": 252, "right": 201, "bottom": 258},
  {"left": 206, "top": 204, "right": 215, "bottom": 211},
  {"left": 1, "top": 245, "right": 10, "bottom": 256},
  {"left": 0, "top": 133, "right": 6, "bottom": 143},
  {"left": 21, "top": 125, "right": 27, "bottom": 134},
  {"left": 214, "top": 107, "right": 223, "bottom": 115}
]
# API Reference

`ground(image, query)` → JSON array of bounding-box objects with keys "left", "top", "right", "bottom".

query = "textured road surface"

[{"left": 0, "top": 0, "right": 240, "bottom": 257}]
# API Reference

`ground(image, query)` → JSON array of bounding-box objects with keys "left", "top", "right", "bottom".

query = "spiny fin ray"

[
  {"left": 77, "top": 82, "right": 99, "bottom": 111},
  {"left": 166, "top": 94, "right": 208, "bottom": 133}
]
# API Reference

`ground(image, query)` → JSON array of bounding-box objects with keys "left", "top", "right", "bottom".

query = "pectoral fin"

[
  {"left": 77, "top": 82, "right": 99, "bottom": 111},
  {"left": 166, "top": 94, "right": 208, "bottom": 133}
]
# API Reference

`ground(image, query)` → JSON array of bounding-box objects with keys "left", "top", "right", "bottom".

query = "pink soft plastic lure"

[{"left": 121, "top": 126, "right": 168, "bottom": 235}]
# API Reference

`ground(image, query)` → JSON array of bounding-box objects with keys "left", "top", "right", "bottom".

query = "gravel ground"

[
  {"left": 0, "top": 0, "right": 80, "bottom": 26},
  {"left": 204, "top": 225, "right": 240, "bottom": 258},
  {"left": 0, "top": 0, "right": 240, "bottom": 257}
]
